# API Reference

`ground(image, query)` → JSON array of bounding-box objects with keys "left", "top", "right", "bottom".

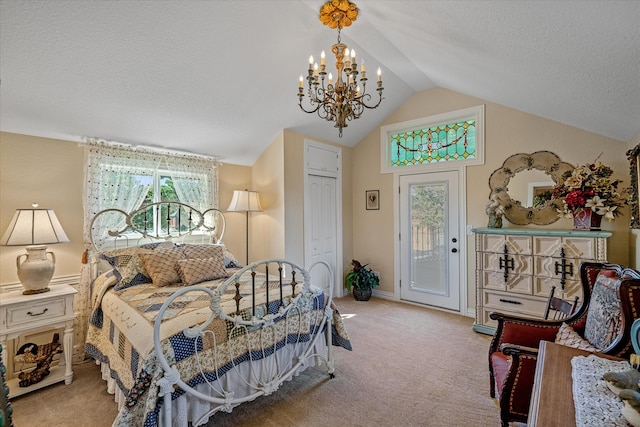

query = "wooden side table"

[
  {"left": 0, "top": 284, "right": 77, "bottom": 397},
  {"left": 528, "top": 341, "right": 623, "bottom": 426}
]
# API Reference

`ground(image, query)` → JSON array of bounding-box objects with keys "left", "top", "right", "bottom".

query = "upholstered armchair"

[{"left": 488, "top": 262, "right": 640, "bottom": 427}]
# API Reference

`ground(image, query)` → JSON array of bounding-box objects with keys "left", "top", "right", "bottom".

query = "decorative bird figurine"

[
  {"left": 619, "top": 389, "right": 640, "bottom": 427},
  {"left": 603, "top": 369, "right": 640, "bottom": 395}
]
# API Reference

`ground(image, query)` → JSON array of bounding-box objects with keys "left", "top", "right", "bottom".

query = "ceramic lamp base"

[{"left": 17, "top": 245, "right": 55, "bottom": 295}]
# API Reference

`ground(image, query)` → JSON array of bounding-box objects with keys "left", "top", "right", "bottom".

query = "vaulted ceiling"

[{"left": 1, "top": 1, "right": 638, "bottom": 166}]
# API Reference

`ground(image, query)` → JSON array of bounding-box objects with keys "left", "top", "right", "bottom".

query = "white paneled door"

[
  {"left": 307, "top": 174, "right": 338, "bottom": 294},
  {"left": 399, "top": 171, "right": 460, "bottom": 311}
]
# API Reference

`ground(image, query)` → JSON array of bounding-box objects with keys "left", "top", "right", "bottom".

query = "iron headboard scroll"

[{"left": 90, "top": 202, "right": 225, "bottom": 251}]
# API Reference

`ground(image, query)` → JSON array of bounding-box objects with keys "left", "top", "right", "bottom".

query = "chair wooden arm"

[{"left": 500, "top": 343, "right": 540, "bottom": 357}]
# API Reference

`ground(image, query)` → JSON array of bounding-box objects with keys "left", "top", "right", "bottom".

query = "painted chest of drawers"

[{"left": 472, "top": 228, "right": 611, "bottom": 335}]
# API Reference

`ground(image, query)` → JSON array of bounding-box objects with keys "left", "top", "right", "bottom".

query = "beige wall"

[
  {"left": 0, "top": 132, "right": 85, "bottom": 284},
  {"left": 252, "top": 131, "right": 286, "bottom": 262},
  {"left": 218, "top": 162, "right": 252, "bottom": 264},
  {"left": 353, "top": 87, "right": 632, "bottom": 308}
]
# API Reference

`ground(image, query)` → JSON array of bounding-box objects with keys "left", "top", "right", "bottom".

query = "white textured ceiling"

[{"left": 1, "top": 1, "right": 638, "bottom": 166}]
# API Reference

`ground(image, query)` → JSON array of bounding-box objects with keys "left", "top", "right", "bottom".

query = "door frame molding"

[
  {"left": 392, "top": 167, "right": 469, "bottom": 315},
  {"left": 303, "top": 139, "right": 343, "bottom": 298}
]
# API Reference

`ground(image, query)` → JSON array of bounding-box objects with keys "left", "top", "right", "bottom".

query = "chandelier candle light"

[{"left": 298, "top": 0, "right": 383, "bottom": 137}]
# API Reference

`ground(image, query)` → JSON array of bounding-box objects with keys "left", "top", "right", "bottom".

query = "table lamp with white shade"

[{"left": 0, "top": 204, "right": 69, "bottom": 294}]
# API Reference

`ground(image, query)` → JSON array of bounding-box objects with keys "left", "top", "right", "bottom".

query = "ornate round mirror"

[{"left": 489, "top": 151, "right": 574, "bottom": 225}]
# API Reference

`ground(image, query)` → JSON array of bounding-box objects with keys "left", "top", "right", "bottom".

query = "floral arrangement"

[{"left": 553, "top": 161, "right": 623, "bottom": 221}]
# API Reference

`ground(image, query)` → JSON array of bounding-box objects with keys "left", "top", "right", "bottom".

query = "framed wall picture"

[{"left": 366, "top": 190, "right": 379, "bottom": 210}]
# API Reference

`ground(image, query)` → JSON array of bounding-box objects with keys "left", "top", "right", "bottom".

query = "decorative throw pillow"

[
  {"left": 99, "top": 247, "right": 155, "bottom": 290},
  {"left": 583, "top": 271, "right": 622, "bottom": 350},
  {"left": 555, "top": 322, "right": 598, "bottom": 352},
  {"left": 138, "top": 248, "right": 185, "bottom": 287},
  {"left": 180, "top": 244, "right": 221, "bottom": 260},
  {"left": 180, "top": 244, "right": 242, "bottom": 268},
  {"left": 177, "top": 257, "right": 229, "bottom": 286}
]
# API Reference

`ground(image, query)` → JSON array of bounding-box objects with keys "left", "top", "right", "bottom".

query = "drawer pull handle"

[
  {"left": 27, "top": 308, "right": 48, "bottom": 317},
  {"left": 499, "top": 298, "right": 522, "bottom": 305}
]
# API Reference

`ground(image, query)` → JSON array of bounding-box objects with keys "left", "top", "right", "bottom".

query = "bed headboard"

[{"left": 90, "top": 202, "right": 225, "bottom": 253}]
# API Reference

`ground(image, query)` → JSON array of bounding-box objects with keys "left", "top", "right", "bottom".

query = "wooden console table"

[{"left": 528, "top": 341, "right": 622, "bottom": 426}]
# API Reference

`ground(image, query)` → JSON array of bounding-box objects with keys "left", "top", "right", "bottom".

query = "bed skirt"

[{"left": 98, "top": 338, "right": 329, "bottom": 427}]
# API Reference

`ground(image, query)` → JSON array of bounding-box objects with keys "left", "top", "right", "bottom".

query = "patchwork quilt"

[{"left": 85, "top": 269, "right": 350, "bottom": 426}]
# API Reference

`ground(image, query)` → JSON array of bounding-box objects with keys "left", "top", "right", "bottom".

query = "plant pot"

[
  {"left": 572, "top": 210, "right": 603, "bottom": 231},
  {"left": 353, "top": 286, "right": 372, "bottom": 301}
]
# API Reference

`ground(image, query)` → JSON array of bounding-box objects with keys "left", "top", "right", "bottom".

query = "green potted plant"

[{"left": 345, "top": 259, "right": 379, "bottom": 301}]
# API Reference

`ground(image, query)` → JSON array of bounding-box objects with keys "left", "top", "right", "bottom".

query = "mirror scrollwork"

[
  {"left": 489, "top": 151, "right": 574, "bottom": 225},
  {"left": 627, "top": 144, "right": 640, "bottom": 229}
]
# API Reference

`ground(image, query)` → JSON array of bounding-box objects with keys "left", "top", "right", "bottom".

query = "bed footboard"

[{"left": 153, "top": 259, "right": 334, "bottom": 426}]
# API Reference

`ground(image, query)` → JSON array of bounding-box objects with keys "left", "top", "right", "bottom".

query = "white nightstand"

[{"left": 0, "top": 284, "right": 77, "bottom": 397}]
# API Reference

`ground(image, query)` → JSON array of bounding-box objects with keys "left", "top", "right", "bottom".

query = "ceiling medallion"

[{"left": 298, "top": 0, "right": 384, "bottom": 137}]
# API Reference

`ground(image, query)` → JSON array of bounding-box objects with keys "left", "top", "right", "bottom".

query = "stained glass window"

[
  {"left": 390, "top": 120, "right": 476, "bottom": 167},
  {"left": 380, "top": 106, "right": 484, "bottom": 173}
]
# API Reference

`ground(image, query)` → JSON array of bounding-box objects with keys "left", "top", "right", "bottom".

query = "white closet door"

[{"left": 307, "top": 174, "right": 338, "bottom": 293}]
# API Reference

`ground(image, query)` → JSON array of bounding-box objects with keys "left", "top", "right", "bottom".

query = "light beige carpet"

[{"left": 9, "top": 297, "right": 501, "bottom": 426}]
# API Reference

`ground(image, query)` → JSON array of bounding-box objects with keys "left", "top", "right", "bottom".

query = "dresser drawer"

[
  {"left": 483, "top": 289, "right": 547, "bottom": 318},
  {"left": 6, "top": 297, "right": 67, "bottom": 328},
  {"left": 481, "top": 252, "right": 533, "bottom": 275},
  {"left": 533, "top": 236, "right": 598, "bottom": 259},
  {"left": 481, "top": 270, "right": 534, "bottom": 294},
  {"left": 480, "top": 234, "right": 533, "bottom": 254},
  {"left": 533, "top": 276, "right": 584, "bottom": 301},
  {"left": 533, "top": 255, "right": 585, "bottom": 279}
]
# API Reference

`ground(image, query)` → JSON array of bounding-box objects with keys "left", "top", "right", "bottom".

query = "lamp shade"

[
  {"left": 227, "top": 190, "right": 263, "bottom": 212},
  {"left": 0, "top": 207, "right": 70, "bottom": 246}
]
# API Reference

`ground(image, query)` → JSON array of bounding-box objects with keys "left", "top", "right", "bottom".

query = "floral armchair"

[{"left": 488, "top": 262, "right": 640, "bottom": 427}]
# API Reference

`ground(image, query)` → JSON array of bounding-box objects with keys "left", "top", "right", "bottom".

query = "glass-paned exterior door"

[{"left": 400, "top": 171, "right": 460, "bottom": 311}]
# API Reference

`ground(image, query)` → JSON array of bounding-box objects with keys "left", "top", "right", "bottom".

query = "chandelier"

[{"left": 298, "top": 0, "right": 383, "bottom": 138}]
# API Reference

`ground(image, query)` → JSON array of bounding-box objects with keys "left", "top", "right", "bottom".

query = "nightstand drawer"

[{"left": 6, "top": 297, "right": 67, "bottom": 328}]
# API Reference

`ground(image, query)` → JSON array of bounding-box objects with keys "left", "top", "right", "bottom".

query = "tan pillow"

[
  {"left": 180, "top": 244, "right": 242, "bottom": 268},
  {"left": 138, "top": 248, "right": 185, "bottom": 287},
  {"left": 555, "top": 322, "right": 598, "bottom": 352},
  {"left": 181, "top": 244, "right": 221, "bottom": 259},
  {"left": 177, "top": 257, "right": 229, "bottom": 286}
]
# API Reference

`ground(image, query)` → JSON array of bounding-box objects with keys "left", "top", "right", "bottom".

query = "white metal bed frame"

[{"left": 89, "top": 202, "right": 336, "bottom": 426}]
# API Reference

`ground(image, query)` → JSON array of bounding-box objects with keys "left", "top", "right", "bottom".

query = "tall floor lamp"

[{"left": 226, "top": 190, "right": 262, "bottom": 265}]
